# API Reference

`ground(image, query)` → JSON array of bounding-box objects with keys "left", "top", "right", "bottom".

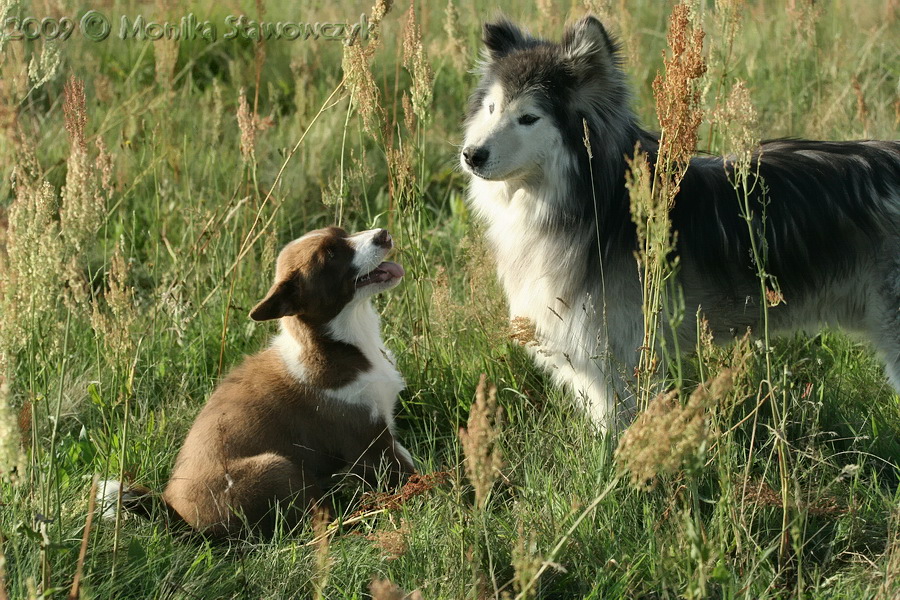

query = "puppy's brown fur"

[{"left": 100, "top": 227, "right": 415, "bottom": 537}]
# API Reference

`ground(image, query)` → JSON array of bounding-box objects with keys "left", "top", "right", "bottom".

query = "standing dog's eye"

[
  {"left": 518, "top": 114, "right": 540, "bottom": 125},
  {"left": 488, "top": 103, "right": 495, "bottom": 114}
]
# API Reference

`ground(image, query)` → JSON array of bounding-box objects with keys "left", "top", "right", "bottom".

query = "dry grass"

[
  {"left": 616, "top": 369, "right": 737, "bottom": 491},
  {"left": 459, "top": 374, "right": 504, "bottom": 509}
]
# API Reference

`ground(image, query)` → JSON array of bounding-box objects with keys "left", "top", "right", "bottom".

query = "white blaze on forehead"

[
  {"left": 465, "top": 84, "right": 505, "bottom": 150},
  {"left": 480, "top": 84, "right": 542, "bottom": 120},
  {"left": 484, "top": 83, "right": 505, "bottom": 112}
]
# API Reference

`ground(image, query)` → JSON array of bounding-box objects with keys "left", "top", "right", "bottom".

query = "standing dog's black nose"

[
  {"left": 374, "top": 228, "right": 392, "bottom": 248},
  {"left": 462, "top": 146, "right": 489, "bottom": 169}
]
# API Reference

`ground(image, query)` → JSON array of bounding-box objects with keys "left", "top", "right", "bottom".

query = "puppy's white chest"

[
  {"left": 326, "top": 350, "right": 405, "bottom": 425},
  {"left": 324, "top": 301, "right": 405, "bottom": 424}
]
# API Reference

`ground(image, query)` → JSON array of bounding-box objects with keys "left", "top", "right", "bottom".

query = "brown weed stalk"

[
  {"left": 628, "top": 1, "right": 707, "bottom": 407},
  {"left": 511, "top": 518, "right": 543, "bottom": 599},
  {"left": 341, "top": 0, "right": 394, "bottom": 141},
  {"left": 89, "top": 240, "right": 137, "bottom": 361},
  {"left": 237, "top": 87, "right": 256, "bottom": 164},
  {"left": 653, "top": 3, "right": 706, "bottom": 171},
  {"left": 459, "top": 374, "right": 504, "bottom": 509},
  {"left": 61, "top": 76, "right": 107, "bottom": 257},
  {"left": 402, "top": 0, "right": 433, "bottom": 127},
  {"left": 443, "top": 0, "right": 467, "bottom": 71}
]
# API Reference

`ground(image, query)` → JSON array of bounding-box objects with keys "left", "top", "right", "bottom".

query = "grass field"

[{"left": 1, "top": 0, "right": 899, "bottom": 598}]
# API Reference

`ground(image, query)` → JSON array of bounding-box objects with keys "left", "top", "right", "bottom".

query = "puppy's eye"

[
  {"left": 518, "top": 114, "right": 540, "bottom": 125},
  {"left": 488, "top": 103, "right": 495, "bottom": 114}
]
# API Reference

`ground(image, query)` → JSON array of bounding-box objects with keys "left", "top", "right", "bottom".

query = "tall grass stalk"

[{"left": 629, "top": 1, "right": 706, "bottom": 408}]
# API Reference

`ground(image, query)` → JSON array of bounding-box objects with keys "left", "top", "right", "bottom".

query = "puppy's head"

[{"left": 249, "top": 226, "right": 404, "bottom": 324}]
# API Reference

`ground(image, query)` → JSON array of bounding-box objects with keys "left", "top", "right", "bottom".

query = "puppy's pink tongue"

[{"left": 380, "top": 262, "right": 405, "bottom": 278}]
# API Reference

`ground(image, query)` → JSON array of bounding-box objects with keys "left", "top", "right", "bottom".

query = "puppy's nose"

[
  {"left": 374, "top": 228, "right": 392, "bottom": 249},
  {"left": 462, "top": 146, "right": 489, "bottom": 169}
]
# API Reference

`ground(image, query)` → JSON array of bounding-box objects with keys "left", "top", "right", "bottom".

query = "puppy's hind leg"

[
  {"left": 345, "top": 427, "right": 416, "bottom": 490},
  {"left": 221, "top": 453, "right": 327, "bottom": 537}
]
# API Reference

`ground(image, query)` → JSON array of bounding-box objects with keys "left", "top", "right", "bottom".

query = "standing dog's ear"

[
  {"left": 250, "top": 279, "right": 302, "bottom": 322},
  {"left": 483, "top": 19, "right": 532, "bottom": 60},
  {"left": 562, "top": 16, "right": 620, "bottom": 78}
]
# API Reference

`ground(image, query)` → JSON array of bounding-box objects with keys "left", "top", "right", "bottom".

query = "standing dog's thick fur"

[
  {"left": 100, "top": 227, "right": 415, "bottom": 537},
  {"left": 461, "top": 16, "right": 900, "bottom": 431}
]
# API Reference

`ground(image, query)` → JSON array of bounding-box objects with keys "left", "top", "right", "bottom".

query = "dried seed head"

[
  {"left": 386, "top": 144, "right": 414, "bottom": 201},
  {"left": 713, "top": 0, "right": 746, "bottom": 55},
  {"left": 63, "top": 76, "right": 87, "bottom": 154},
  {"left": 370, "top": 579, "right": 404, "bottom": 600},
  {"left": 615, "top": 369, "right": 735, "bottom": 490},
  {"left": 311, "top": 507, "right": 332, "bottom": 597},
  {"left": 402, "top": 1, "right": 434, "bottom": 125},
  {"left": 713, "top": 80, "right": 758, "bottom": 169},
  {"left": 402, "top": 92, "right": 415, "bottom": 136},
  {"left": 459, "top": 374, "right": 504, "bottom": 509},
  {"left": 2, "top": 176, "right": 64, "bottom": 350},
  {"left": 154, "top": 39, "right": 179, "bottom": 92},
  {"left": 90, "top": 240, "right": 137, "bottom": 360},
  {"left": 509, "top": 316, "right": 538, "bottom": 347},
  {"left": 61, "top": 77, "right": 108, "bottom": 265},
  {"left": 511, "top": 517, "right": 543, "bottom": 598},
  {"left": 27, "top": 41, "right": 61, "bottom": 90},
  {"left": 237, "top": 87, "right": 256, "bottom": 163},
  {"left": 443, "top": 0, "right": 467, "bottom": 71},
  {"left": 342, "top": 42, "right": 385, "bottom": 140},
  {"left": 786, "top": 0, "right": 821, "bottom": 43},
  {"left": 697, "top": 317, "right": 714, "bottom": 356},
  {"left": 366, "top": 520, "right": 409, "bottom": 561},
  {"left": 370, "top": 0, "right": 394, "bottom": 35},
  {"left": 627, "top": 145, "right": 672, "bottom": 260},
  {"left": 653, "top": 2, "right": 707, "bottom": 170}
]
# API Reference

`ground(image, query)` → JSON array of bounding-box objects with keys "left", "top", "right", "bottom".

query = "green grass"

[{"left": 0, "top": 1, "right": 899, "bottom": 598}]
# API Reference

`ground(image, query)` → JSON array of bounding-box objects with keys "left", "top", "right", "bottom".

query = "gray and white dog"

[{"left": 460, "top": 15, "right": 900, "bottom": 431}]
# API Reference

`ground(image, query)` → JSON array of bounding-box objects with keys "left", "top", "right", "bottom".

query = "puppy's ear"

[
  {"left": 483, "top": 19, "right": 531, "bottom": 60},
  {"left": 249, "top": 279, "right": 301, "bottom": 322},
  {"left": 562, "top": 16, "right": 619, "bottom": 77}
]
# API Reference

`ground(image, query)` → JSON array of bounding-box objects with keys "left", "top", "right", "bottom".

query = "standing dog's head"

[
  {"left": 249, "top": 227, "right": 404, "bottom": 325},
  {"left": 460, "top": 16, "right": 631, "bottom": 184}
]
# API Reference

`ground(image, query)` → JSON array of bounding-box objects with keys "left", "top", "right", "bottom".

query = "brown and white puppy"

[{"left": 99, "top": 226, "right": 415, "bottom": 537}]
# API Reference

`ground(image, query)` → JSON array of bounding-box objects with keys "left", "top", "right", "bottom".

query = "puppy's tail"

[{"left": 96, "top": 479, "right": 184, "bottom": 528}]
